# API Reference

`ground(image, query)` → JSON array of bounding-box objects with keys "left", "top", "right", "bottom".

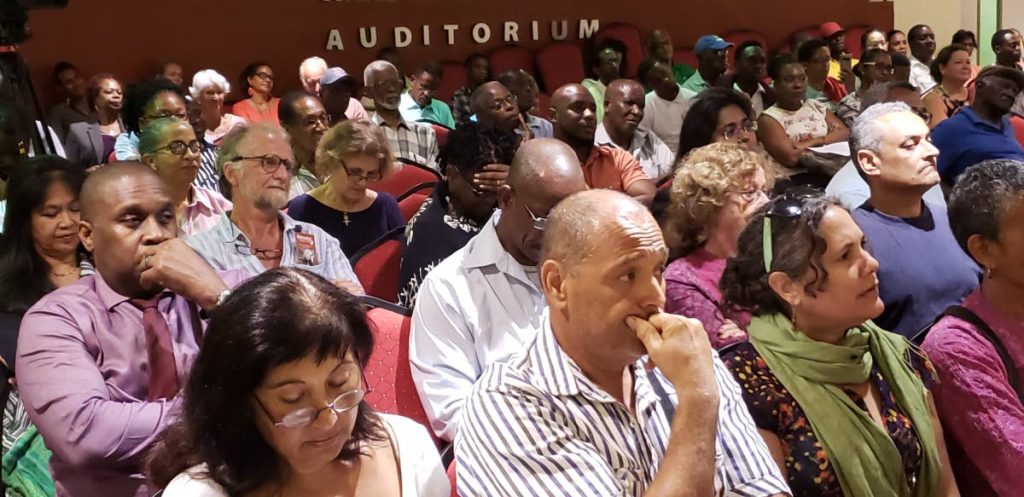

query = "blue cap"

[
  {"left": 694, "top": 35, "right": 734, "bottom": 53},
  {"left": 320, "top": 67, "right": 355, "bottom": 86}
]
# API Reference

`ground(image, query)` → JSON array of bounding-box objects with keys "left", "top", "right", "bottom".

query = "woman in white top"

[
  {"left": 190, "top": 69, "right": 248, "bottom": 146},
  {"left": 147, "top": 268, "right": 450, "bottom": 497}
]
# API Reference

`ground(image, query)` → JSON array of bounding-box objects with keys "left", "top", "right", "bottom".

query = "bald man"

[
  {"left": 595, "top": 79, "right": 676, "bottom": 182},
  {"left": 497, "top": 70, "right": 554, "bottom": 139},
  {"left": 469, "top": 80, "right": 521, "bottom": 132},
  {"left": 457, "top": 190, "right": 790, "bottom": 497},
  {"left": 550, "top": 83, "right": 657, "bottom": 203},
  {"left": 410, "top": 138, "right": 588, "bottom": 442},
  {"left": 16, "top": 163, "right": 243, "bottom": 497}
]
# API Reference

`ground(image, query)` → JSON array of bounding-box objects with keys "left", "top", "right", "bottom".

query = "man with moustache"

[
  {"left": 278, "top": 91, "right": 330, "bottom": 198},
  {"left": 364, "top": 60, "right": 439, "bottom": 170},
  {"left": 595, "top": 79, "right": 675, "bottom": 182}
]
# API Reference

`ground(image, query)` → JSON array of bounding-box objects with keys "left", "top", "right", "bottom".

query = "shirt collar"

[
  {"left": 462, "top": 211, "right": 508, "bottom": 269},
  {"left": 185, "top": 186, "right": 217, "bottom": 213},
  {"left": 217, "top": 211, "right": 303, "bottom": 247},
  {"left": 960, "top": 106, "right": 1010, "bottom": 131},
  {"left": 371, "top": 111, "right": 411, "bottom": 130}
]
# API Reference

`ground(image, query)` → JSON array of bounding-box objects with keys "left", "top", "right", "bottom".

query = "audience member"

[
  {"left": 582, "top": 38, "right": 626, "bottom": 122},
  {"left": 16, "top": 163, "right": 240, "bottom": 497},
  {"left": 820, "top": 21, "right": 858, "bottom": 89},
  {"left": 298, "top": 56, "right": 328, "bottom": 94},
  {"left": 639, "top": 59, "right": 696, "bottom": 152},
  {"left": 0, "top": 157, "right": 86, "bottom": 496},
  {"left": 677, "top": 86, "right": 759, "bottom": 160},
  {"left": 923, "top": 160, "right": 1024, "bottom": 497},
  {"left": 183, "top": 101, "right": 221, "bottom": 193},
  {"left": 46, "top": 62, "right": 90, "bottom": 143},
  {"left": 400, "top": 61, "right": 456, "bottom": 129},
  {"left": 496, "top": 69, "right": 553, "bottom": 138},
  {"left": 951, "top": 29, "right": 978, "bottom": 56},
  {"left": 278, "top": 91, "right": 329, "bottom": 198},
  {"left": 862, "top": 28, "right": 889, "bottom": 52},
  {"left": 231, "top": 62, "right": 280, "bottom": 125},
  {"left": 663, "top": 143, "right": 770, "bottom": 348},
  {"left": 909, "top": 24, "right": 939, "bottom": 92},
  {"left": 410, "top": 138, "right": 587, "bottom": 441},
  {"left": 187, "top": 124, "right": 361, "bottom": 294},
  {"left": 398, "top": 123, "right": 517, "bottom": 307},
  {"left": 826, "top": 81, "right": 946, "bottom": 209},
  {"left": 457, "top": 189, "right": 789, "bottom": 497},
  {"left": 645, "top": 28, "right": 695, "bottom": 84},
  {"left": 759, "top": 55, "right": 849, "bottom": 187},
  {"left": 932, "top": 65, "right": 1024, "bottom": 185},
  {"left": 850, "top": 102, "right": 980, "bottom": 336},
  {"left": 836, "top": 48, "right": 893, "bottom": 127},
  {"left": 993, "top": 29, "right": 1023, "bottom": 69},
  {"left": 892, "top": 52, "right": 913, "bottom": 83},
  {"left": 720, "top": 192, "right": 960, "bottom": 497},
  {"left": 923, "top": 44, "right": 972, "bottom": 128},
  {"left": 156, "top": 60, "right": 184, "bottom": 88},
  {"left": 377, "top": 45, "right": 411, "bottom": 89},
  {"left": 595, "top": 79, "right": 675, "bottom": 181},
  {"left": 888, "top": 29, "right": 910, "bottom": 57},
  {"left": 190, "top": 69, "right": 247, "bottom": 146},
  {"left": 716, "top": 40, "right": 775, "bottom": 118},
  {"left": 147, "top": 268, "right": 448, "bottom": 496},
  {"left": 363, "top": 60, "right": 439, "bottom": 170},
  {"left": 139, "top": 117, "right": 232, "bottom": 236},
  {"left": 683, "top": 34, "right": 733, "bottom": 95},
  {"left": 114, "top": 79, "right": 188, "bottom": 161},
  {"left": 65, "top": 73, "right": 124, "bottom": 168},
  {"left": 451, "top": 53, "right": 490, "bottom": 126},
  {"left": 319, "top": 67, "right": 369, "bottom": 123},
  {"left": 550, "top": 83, "right": 655, "bottom": 202},
  {"left": 468, "top": 81, "right": 520, "bottom": 133},
  {"left": 799, "top": 38, "right": 848, "bottom": 105},
  {"left": 288, "top": 119, "right": 403, "bottom": 256}
]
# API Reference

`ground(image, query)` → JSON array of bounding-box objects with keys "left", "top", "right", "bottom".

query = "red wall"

[{"left": 19, "top": 0, "right": 892, "bottom": 107}]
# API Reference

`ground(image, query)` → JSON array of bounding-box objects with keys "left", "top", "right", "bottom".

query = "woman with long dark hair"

[{"left": 147, "top": 268, "right": 448, "bottom": 496}]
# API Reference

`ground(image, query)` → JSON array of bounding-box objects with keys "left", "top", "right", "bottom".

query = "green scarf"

[{"left": 748, "top": 314, "right": 940, "bottom": 497}]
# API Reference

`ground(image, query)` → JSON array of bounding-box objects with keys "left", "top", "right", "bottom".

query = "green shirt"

[
  {"left": 672, "top": 62, "right": 695, "bottom": 85},
  {"left": 399, "top": 92, "right": 456, "bottom": 129},
  {"left": 681, "top": 71, "right": 711, "bottom": 95}
]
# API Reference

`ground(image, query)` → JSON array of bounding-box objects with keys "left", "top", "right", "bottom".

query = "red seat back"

[
  {"left": 438, "top": 60, "right": 466, "bottom": 103},
  {"left": 431, "top": 124, "right": 450, "bottom": 148},
  {"left": 534, "top": 92, "right": 552, "bottom": 120},
  {"left": 351, "top": 228, "right": 405, "bottom": 303},
  {"left": 723, "top": 30, "right": 769, "bottom": 53},
  {"left": 843, "top": 25, "right": 871, "bottom": 59},
  {"left": 488, "top": 45, "right": 535, "bottom": 76},
  {"left": 596, "top": 23, "right": 644, "bottom": 78},
  {"left": 536, "top": 41, "right": 585, "bottom": 94},
  {"left": 398, "top": 193, "right": 429, "bottom": 223},
  {"left": 370, "top": 162, "right": 441, "bottom": 198},
  {"left": 673, "top": 47, "right": 698, "bottom": 69}
]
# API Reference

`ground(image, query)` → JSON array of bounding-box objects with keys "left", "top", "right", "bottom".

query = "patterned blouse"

[{"left": 720, "top": 341, "right": 936, "bottom": 497}]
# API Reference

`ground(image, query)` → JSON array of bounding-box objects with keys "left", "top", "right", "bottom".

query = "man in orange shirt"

[{"left": 549, "top": 84, "right": 656, "bottom": 205}]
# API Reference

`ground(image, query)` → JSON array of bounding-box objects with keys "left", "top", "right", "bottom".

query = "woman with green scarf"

[{"left": 717, "top": 192, "right": 960, "bottom": 497}]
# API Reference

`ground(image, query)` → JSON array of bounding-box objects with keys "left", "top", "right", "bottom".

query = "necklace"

[{"left": 51, "top": 266, "right": 77, "bottom": 278}]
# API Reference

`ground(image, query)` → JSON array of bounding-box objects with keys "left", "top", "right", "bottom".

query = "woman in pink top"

[
  {"left": 662, "top": 142, "right": 772, "bottom": 348},
  {"left": 922, "top": 159, "right": 1024, "bottom": 497},
  {"left": 231, "top": 62, "right": 281, "bottom": 125}
]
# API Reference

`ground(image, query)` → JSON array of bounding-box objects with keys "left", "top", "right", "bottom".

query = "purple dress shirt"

[
  {"left": 15, "top": 271, "right": 244, "bottom": 497},
  {"left": 664, "top": 248, "right": 750, "bottom": 349},
  {"left": 921, "top": 288, "right": 1024, "bottom": 497}
]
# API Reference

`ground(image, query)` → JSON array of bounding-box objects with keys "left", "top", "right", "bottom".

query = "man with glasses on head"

[
  {"left": 279, "top": 91, "right": 330, "bottom": 198},
  {"left": 365, "top": 60, "right": 440, "bottom": 170},
  {"left": 186, "top": 123, "right": 363, "bottom": 294},
  {"left": 400, "top": 61, "right": 456, "bottom": 129},
  {"left": 409, "top": 138, "right": 588, "bottom": 442}
]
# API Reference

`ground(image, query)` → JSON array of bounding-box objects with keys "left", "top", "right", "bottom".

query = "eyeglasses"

[
  {"left": 489, "top": 94, "right": 518, "bottom": 111},
  {"left": 254, "top": 388, "right": 365, "bottom": 429},
  {"left": 144, "top": 110, "right": 188, "bottom": 121},
  {"left": 253, "top": 72, "right": 274, "bottom": 81},
  {"left": 303, "top": 113, "right": 331, "bottom": 130},
  {"left": 340, "top": 159, "right": 383, "bottom": 182},
  {"left": 762, "top": 188, "right": 822, "bottom": 273},
  {"left": 510, "top": 188, "right": 546, "bottom": 230},
  {"left": 720, "top": 120, "right": 758, "bottom": 141},
  {"left": 231, "top": 154, "right": 295, "bottom": 174},
  {"left": 373, "top": 79, "right": 404, "bottom": 91},
  {"left": 154, "top": 139, "right": 202, "bottom": 156},
  {"left": 860, "top": 62, "right": 895, "bottom": 74}
]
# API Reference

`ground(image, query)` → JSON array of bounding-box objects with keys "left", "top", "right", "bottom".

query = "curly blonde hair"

[
  {"left": 316, "top": 119, "right": 396, "bottom": 179},
  {"left": 664, "top": 142, "right": 774, "bottom": 259}
]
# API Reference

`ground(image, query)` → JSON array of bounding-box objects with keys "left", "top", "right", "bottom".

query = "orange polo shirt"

[{"left": 582, "top": 146, "right": 650, "bottom": 192}]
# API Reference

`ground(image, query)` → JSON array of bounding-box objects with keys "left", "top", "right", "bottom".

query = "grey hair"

[
  {"left": 363, "top": 60, "right": 398, "bottom": 87},
  {"left": 849, "top": 101, "right": 912, "bottom": 173},
  {"left": 948, "top": 159, "right": 1024, "bottom": 264},
  {"left": 189, "top": 69, "right": 231, "bottom": 99},
  {"left": 299, "top": 57, "right": 327, "bottom": 81},
  {"left": 216, "top": 123, "right": 290, "bottom": 175}
]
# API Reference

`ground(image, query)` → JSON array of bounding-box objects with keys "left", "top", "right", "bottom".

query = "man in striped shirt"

[
  {"left": 365, "top": 60, "right": 440, "bottom": 171},
  {"left": 456, "top": 189, "right": 790, "bottom": 497}
]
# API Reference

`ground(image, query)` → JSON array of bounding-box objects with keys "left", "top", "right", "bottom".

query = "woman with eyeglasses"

[
  {"left": 147, "top": 267, "right": 449, "bottom": 497},
  {"left": 288, "top": 119, "right": 403, "bottom": 256},
  {"left": 662, "top": 143, "right": 771, "bottom": 349},
  {"left": 139, "top": 117, "right": 232, "bottom": 236},
  {"left": 718, "top": 192, "right": 960, "bottom": 497},
  {"left": 232, "top": 62, "right": 281, "bottom": 126},
  {"left": 190, "top": 69, "right": 248, "bottom": 146},
  {"left": 862, "top": 28, "right": 889, "bottom": 53},
  {"left": 923, "top": 45, "right": 973, "bottom": 128},
  {"left": 64, "top": 73, "right": 124, "bottom": 168},
  {"left": 836, "top": 49, "right": 895, "bottom": 127}
]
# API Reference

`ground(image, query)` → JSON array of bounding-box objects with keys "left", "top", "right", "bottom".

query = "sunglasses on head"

[{"left": 762, "top": 187, "right": 823, "bottom": 273}]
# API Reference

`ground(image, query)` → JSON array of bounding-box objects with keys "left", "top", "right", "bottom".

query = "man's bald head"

[
  {"left": 606, "top": 79, "right": 644, "bottom": 101},
  {"left": 550, "top": 84, "right": 598, "bottom": 142},
  {"left": 471, "top": 81, "right": 519, "bottom": 129},
  {"left": 542, "top": 189, "right": 656, "bottom": 269},
  {"left": 507, "top": 138, "right": 586, "bottom": 195},
  {"left": 603, "top": 79, "right": 646, "bottom": 132},
  {"left": 551, "top": 83, "right": 593, "bottom": 110},
  {"left": 80, "top": 162, "right": 164, "bottom": 221}
]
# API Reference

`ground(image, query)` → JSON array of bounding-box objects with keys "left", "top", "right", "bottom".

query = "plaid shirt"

[
  {"left": 451, "top": 86, "right": 473, "bottom": 126},
  {"left": 370, "top": 112, "right": 440, "bottom": 171}
]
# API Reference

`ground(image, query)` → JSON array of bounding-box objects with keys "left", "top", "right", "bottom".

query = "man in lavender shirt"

[{"left": 15, "top": 163, "right": 241, "bottom": 497}]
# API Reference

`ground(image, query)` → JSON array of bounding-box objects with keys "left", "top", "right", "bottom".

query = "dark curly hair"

[
  {"left": 947, "top": 159, "right": 1024, "bottom": 265},
  {"left": 676, "top": 87, "right": 754, "bottom": 160},
  {"left": 239, "top": 61, "right": 273, "bottom": 97},
  {"left": 146, "top": 268, "right": 385, "bottom": 493},
  {"left": 720, "top": 193, "right": 842, "bottom": 317},
  {"left": 123, "top": 79, "right": 188, "bottom": 134},
  {"left": 439, "top": 121, "right": 518, "bottom": 176}
]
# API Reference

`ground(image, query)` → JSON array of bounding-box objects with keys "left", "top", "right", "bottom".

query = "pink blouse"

[
  {"left": 664, "top": 248, "right": 750, "bottom": 349},
  {"left": 231, "top": 98, "right": 281, "bottom": 125}
]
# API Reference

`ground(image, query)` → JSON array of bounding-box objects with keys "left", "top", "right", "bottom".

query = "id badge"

[{"left": 293, "top": 231, "right": 320, "bottom": 266}]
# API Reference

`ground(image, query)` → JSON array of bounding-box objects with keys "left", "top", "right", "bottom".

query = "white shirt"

[
  {"left": 410, "top": 212, "right": 546, "bottom": 441},
  {"left": 825, "top": 159, "right": 947, "bottom": 210},
  {"left": 909, "top": 55, "right": 937, "bottom": 94},
  {"left": 640, "top": 86, "right": 697, "bottom": 153},
  {"left": 734, "top": 82, "right": 770, "bottom": 118},
  {"left": 595, "top": 123, "right": 676, "bottom": 182},
  {"left": 162, "top": 414, "right": 450, "bottom": 497}
]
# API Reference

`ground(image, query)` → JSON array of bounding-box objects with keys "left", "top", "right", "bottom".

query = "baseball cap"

[
  {"left": 694, "top": 35, "right": 734, "bottom": 54},
  {"left": 820, "top": 22, "right": 845, "bottom": 38},
  {"left": 320, "top": 67, "right": 355, "bottom": 86}
]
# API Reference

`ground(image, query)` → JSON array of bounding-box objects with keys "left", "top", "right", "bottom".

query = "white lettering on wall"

[
  {"left": 443, "top": 24, "right": 459, "bottom": 45},
  {"left": 326, "top": 29, "right": 344, "bottom": 50},
  {"left": 472, "top": 22, "right": 491, "bottom": 43},
  {"left": 359, "top": 26, "right": 378, "bottom": 48},
  {"left": 423, "top": 25, "right": 431, "bottom": 46},
  {"left": 551, "top": 20, "right": 568, "bottom": 40},
  {"left": 578, "top": 19, "right": 599, "bottom": 38},
  {"left": 503, "top": 21, "right": 520, "bottom": 42},
  {"left": 394, "top": 26, "right": 412, "bottom": 47},
  {"left": 531, "top": 20, "right": 540, "bottom": 41}
]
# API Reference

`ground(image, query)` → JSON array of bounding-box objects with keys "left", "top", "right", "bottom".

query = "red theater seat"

[
  {"left": 430, "top": 123, "right": 450, "bottom": 149},
  {"left": 596, "top": 22, "right": 644, "bottom": 78},
  {"left": 536, "top": 41, "right": 585, "bottom": 93},
  {"left": 370, "top": 161, "right": 441, "bottom": 198},
  {"left": 437, "top": 60, "right": 466, "bottom": 103},
  {"left": 534, "top": 92, "right": 551, "bottom": 120},
  {"left": 488, "top": 45, "right": 534, "bottom": 77},
  {"left": 844, "top": 25, "right": 870, "bottom": 59},
  {"left": 350, "top": 228, "right": 405, "bottom": 303},
  {"left": 398, "top": 193, "right": 429, "bottom": 223},
  {"left": 723, "top": 30, "right": 769, "bottom": 51},
  {"left": 673, "top": 47, "right": 698, "bottom": 69}
]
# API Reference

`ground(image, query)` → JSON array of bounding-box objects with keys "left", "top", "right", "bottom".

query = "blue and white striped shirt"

[{"left": 456, "top": 320, "right": 791, "bottom": 497}]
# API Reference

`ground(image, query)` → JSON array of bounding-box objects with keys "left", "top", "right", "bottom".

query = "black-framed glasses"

[
  {"left": 762, "top": 188, "right": 822, "bottom": 273},
  {"left": 231, "top": 154, "right": 295, "bottom": 174},
  {"left": 154, "top": 139, "right": 202, "bottom": 156},
  {"left": 253, "top": 72, "right": 274, "bottom": 81},
  {"left": 340, "top": 159, "right": 383, "bottom": 182},
  {"left": 253, "top": 388, "right": 365, "bottom": 429}
]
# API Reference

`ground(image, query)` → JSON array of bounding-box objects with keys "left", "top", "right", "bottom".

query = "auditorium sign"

[{"left": 323, "top": 19, "right": 601, "bottom": 50}]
